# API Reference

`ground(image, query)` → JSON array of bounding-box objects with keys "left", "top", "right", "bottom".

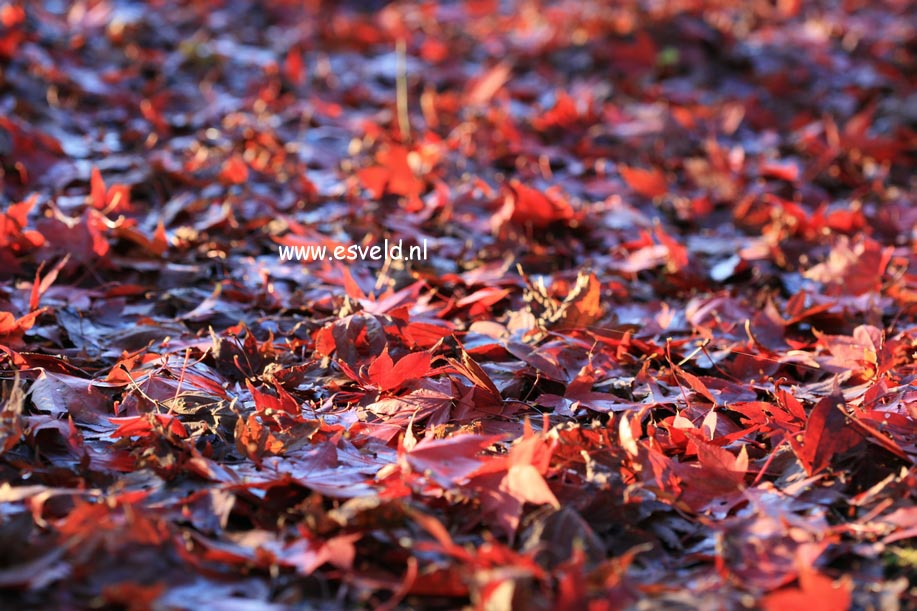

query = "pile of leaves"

[{"left": 1, "top": 0, "right": 915, "bottom": 608}]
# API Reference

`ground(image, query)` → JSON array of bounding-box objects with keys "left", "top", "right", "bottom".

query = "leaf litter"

[{"left": 0, "top": 0, "right": 915, "bottom": 609}]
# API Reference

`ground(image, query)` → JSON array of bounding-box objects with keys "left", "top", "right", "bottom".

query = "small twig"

[
  {"left": 396, "top": 38, "right": 411, "bottom": 142},
  {"left": 119, "top": 364, "right": 161, "bottom": 414},
  {"left": 677, "top": 338, "right": 710, "bottom": 366}
]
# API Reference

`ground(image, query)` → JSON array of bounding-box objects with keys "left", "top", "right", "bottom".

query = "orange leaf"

[
  {"left": 356, "top": 166, "right": 389, "bottom": 199},
  {"left": 234, "top": 413, "right": 285, "bottom": 463},
  {"left": 502, "top": 180, "right": 573, "bottom": 228},
  {"left": 90, "top": 167, "right": 132, "bottom": 212},
  {"left": 246, "top": 379, "right": 300, "bottom": 416},
  {"left": 466, "top": 61, "right": 512, "bottom": 106},
  {"left": 284, "top": 45, "right": 306, "bottom": 86},
  {"left": 763, "top": 571, "right": 852, "bottom": 611},
  {"left": 219, "top": 155, "right": 249, "bottom": 184},
  {"left": 0, "top": 195, "right": 44, "bottom": 252},
  {"left": 109, "top": 414, "right": 188, "bottom": 439},
  {"left": 368, "top": 347, "right": 432, "bottom": 392},
  {"left": 90, "top": 166, "right": 107, "bottom": 210},
  {"left": 0, "top": 309, "right": 44, "bottom": 338},
  {"left": 620, "top": 165, "right": 667, "bottom": 198}
]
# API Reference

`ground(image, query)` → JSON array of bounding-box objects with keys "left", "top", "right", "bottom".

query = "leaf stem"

[{"left": 396, "top": 38, "right": 411, "bottom": 142}]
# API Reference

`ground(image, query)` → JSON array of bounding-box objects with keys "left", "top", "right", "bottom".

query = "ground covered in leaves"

[{"left": 1, "top": 0, "right": 916, "bottom": 608}]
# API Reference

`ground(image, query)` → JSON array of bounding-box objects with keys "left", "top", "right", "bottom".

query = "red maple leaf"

[{"left": 467, "top": 421, "right": 560, "bottom": 538}]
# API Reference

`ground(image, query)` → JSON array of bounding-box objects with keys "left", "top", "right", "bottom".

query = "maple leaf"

[
  {"left": 668, "top": 359, "right": 718, "bottom": 406},
  {"left": 0, "top": 309, "right": 45, "bottom": 348},
  {"left": 468, "top": 424, "right": 560, "bottom": 538},
  {"left": 803, "top": 236, "right": 892, "bottom": 295},
  {"left": 492, "top": 180, "right": 574, "bottom": 231},
  {"left": 357, "top": 145, "right": 425, "bottom": 211},
  {"left": 620, "top": 165, "right": 667, "bottom": 198},
  {"left": 532, "top": 90, "right": 591, "bottom": 131},
  {"left": 524, "top": 271, "right": 604, "bottom": 330},
  {"left": 405, "top": 433, "right": 503, "bottom": 488},
  {"left": 0, "top": 0, "right": 913, "bottom": 606},
  {"left": 233, "top": 413, "right": 285, "bottom": 465},
  {"left": 246, "top": 379, "right": 300, "bottom": 416},
  {"left": 791, "top": 391, "right": 863, "bottom": 475},
  {"left": 694, "top": 441, "right": 749, "bottom": 485},
  {"left": 30, "top": 370, "right": 111, "bottom": 427},
  {"left": 0, "top": 376, "right": 26, "bottom": 456},
  {"left": 284, "top": 44, "right": 306, "bottom": 86},
  {"left": 36, "top": 208, "right": 110, "bottom": 264},
  {"left": 762, "top": 570, "right": 852, "bottom": 611},
  {"left": 284, "top": 532, "right": 360, "bottom": 576},
  {"left": 218, "top": 155, "right": 249, "bottom": 184},
  {"left": 367, "top": 346, "right": 434, "bottom": 392},
  {"left": 90, "top": 166, "right": 132, "bottom": 213},
  {"left": 0, "top": 194, "right": 44, "bottom": 255},
  {"left": 110, "top": 414, "right": 188, "bottom": 439}
]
